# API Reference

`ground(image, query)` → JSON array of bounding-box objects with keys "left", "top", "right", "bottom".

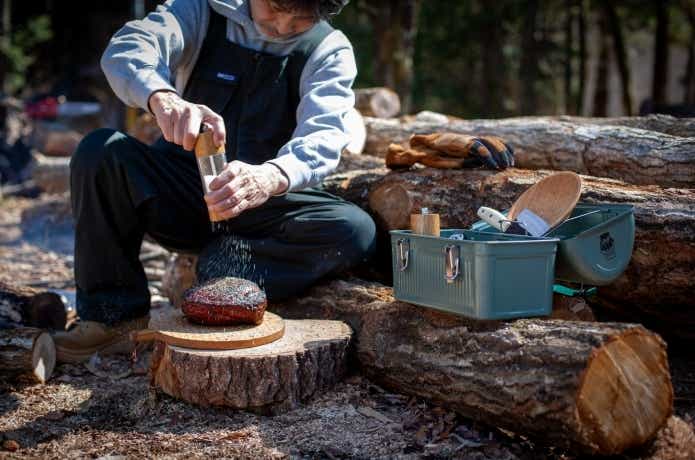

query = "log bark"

[
  {"left": 402, "top": 112, "right": 695, "bottom": 137},
  {"left": 149, "top": 319, "right": 352, "bottom": 414},
  {"left": 31, "top": 153, "right": 70, "bottom": 194},
  {"left": 270, "top": 279, "right": 673, "bottom": 455},
  {"left": 321, "top": 165, "right": 695, "bottom": 343},
  {"left": 354, "top": 87, "right": 401, "bottom": 118},
  {"left": 0, "top": 281, "right": 69, "bottom": 330},
  {"left": 363, "top": 114, "right": 695, "bottom": 187},
  {"left": 0, "top": 327, "right": 56, "bottom": 383}
]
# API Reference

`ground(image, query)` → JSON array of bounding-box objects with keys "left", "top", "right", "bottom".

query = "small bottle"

[{"left": 410, "top": 207, "right": 440, "bottom": 236}]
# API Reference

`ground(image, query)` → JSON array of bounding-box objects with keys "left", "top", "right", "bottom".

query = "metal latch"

[
  {"left": 444, "top": 245, "right": 460, "bottom": 283},
  {"left": 396, "top": 238, "right": 410, "bottom": 271}
]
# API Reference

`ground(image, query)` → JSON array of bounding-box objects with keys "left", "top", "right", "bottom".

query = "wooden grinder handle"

[{"left": 194, "top": 128, "right": 225, "bottom": 158}]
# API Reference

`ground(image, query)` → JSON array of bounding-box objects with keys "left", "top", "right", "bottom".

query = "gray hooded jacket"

[{"left": 100, "top": 0, "right": 357, "bottom": 192}]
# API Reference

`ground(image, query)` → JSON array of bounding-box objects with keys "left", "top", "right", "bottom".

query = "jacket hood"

[{"left": 208, "top": 0, "right": 329, "bottom": 44}]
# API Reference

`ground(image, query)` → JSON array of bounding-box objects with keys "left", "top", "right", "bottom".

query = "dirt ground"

[{"left": 1, "top": 195, "right": 694, "bottom": 459}]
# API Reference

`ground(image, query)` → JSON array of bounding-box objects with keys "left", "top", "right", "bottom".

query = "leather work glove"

[
  {"left": 409, "top": 133, "right": 515, "bottom": 170},
  {"left": 386, "top": 144, "right": 479, "bottom": 169}
]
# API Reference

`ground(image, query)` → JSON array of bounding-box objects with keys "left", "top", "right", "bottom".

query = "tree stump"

[
  {"left": 149, "top": 319, "right": 352, "bottom": 413},
  {"left": 0, "top": 327, "right": 56, "bottom": 383}
]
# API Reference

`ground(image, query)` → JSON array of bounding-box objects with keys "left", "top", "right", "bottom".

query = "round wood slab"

[
  {"left": 509, "top": 171, "right": 582, "bottom": 230},
  {"left": 135, "top": 308, "right": 285, "bottom": 350}
]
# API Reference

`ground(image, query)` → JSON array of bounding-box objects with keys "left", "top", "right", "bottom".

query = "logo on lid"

[{"left": 600, "top": 232, "right": 616, "bottom": 259}]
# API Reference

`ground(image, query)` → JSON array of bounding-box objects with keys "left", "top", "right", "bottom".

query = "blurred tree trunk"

[
  {"left": 519, "top": 0, "right": 540, "bottom": 114},
  {"left": 481, "top": 2, "right": 506, "bottom": 117},
  {"left": 577, "top": 0, "right": 588, "bottom": 114},
  {"left": 684, "top": 1, "right": 695, "bottom": 105},
  {"left": 368, "top": 0, "right": 421, "bottom": 115},
  {"left": 593, "top": 12, "right": 610, "bottom": 116},
  {"left": 652, "top": 0, "right": 670, "bottom": 107},
  {"left": 564, "top": 0, "right": 574, "bottom": 114},
  {"left": 0, "top": 0, "right": 11, "bottom": 95},
  {"left": 0, "top": 0, "right": 10, "bottom": 131},
  {"left": 604, "top": 0, "right": 633, "bottom": 115}
]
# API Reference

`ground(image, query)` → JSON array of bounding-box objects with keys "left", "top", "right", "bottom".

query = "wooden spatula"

[{"left": 508, "top": 171, "right": 582, "bottom": 234}]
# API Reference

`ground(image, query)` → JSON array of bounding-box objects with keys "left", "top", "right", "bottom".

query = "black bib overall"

[{"left": 70, "top": 10, "right": 376, "bottom": 324}]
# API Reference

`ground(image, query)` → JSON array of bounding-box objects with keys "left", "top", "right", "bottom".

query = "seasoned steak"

[{"left": 182, "top": 277, "right": 266, "bottom": 325}]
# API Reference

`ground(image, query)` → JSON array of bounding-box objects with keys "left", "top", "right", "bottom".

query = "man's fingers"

[
  {"left": 217, "top": 198, "right": 250, "bottom": 221},
  {"left": 209, "top": 161, "right": 242, "bottom": 190},
  {"left": 206, "top": 176, "right": 248, "bottom": 210},
  {"left": 199, "top": 105, "right": 226, "bottom": 148},
  {"left": 182, "top": 107, "right": 203, "bottom": 151},
  {"left": 157, "top": 107, "right": 173, "bottom": 143},
  {"left": 166, "top": 109, "right": 179, "bottom": 144}
]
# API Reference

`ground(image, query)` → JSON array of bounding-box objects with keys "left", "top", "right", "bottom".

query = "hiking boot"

[{"left": 53, "top": 315, "right": 150, "bottom": 363}]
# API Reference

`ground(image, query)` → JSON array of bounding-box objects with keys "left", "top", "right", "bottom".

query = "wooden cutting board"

[
  {"left": 508, "top": 171, "right": 582, "bottom": 230},
  {"left": 133, "top": 308, "right": 285, "bottom": 350}
]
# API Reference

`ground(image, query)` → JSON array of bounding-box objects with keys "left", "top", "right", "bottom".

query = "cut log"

[
  {"left": 321, "top": 164, "right": 695, "bottom": 343},
  {"left": 358, "top": 303, "right": 672, "bottom": 455},
  {"left": 354, "top": 87, "right": 401, "bottom": 118},
  {"left": 363, "top": 114, "right": 695, "bottom": 187},
  {"left": 31, "top": 153, "right": 70, "bottom": 194},
  {"left": 29, "top": 121, "right": 83, "bottom": 157},
  {"left": 0, "top": 281, "right": 69, "bottom": 330},
  {"left": 161, "top": 254, "right": 198, "bottom": 309},
  {"left": 403, "top": 112, "right": 695, "bottom": 138},
  {"left": 0, "top": 327, "right": 56, "bottom": 383},
  {"left": 269, "top": 279, "right": 673, "bottom": 455},
  {"left": 149, "top": 318, "right": 352, "bottom": 414}
]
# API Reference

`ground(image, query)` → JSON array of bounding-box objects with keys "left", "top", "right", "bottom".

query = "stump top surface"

[
  {"left": 147, "top": 308, "right": 284, "bottom": 350},
  {"left": 167, "top": 319, "right": 352, "bottom": 357}
]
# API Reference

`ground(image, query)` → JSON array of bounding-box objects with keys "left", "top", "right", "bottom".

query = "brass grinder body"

[{"left": 194, "top": 129, "right": 227, "bottom": 226}]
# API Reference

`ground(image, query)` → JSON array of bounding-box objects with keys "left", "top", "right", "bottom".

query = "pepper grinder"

[{"left": 410, "top": 207, "right": 440, "bottom": 236}]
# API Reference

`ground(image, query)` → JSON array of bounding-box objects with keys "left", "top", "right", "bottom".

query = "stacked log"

[
  {"left": 363, "top": 114, "right": 695, "bottom": 187},
  {"left": 31, "top": 153, "right": 70, "bottom": 194},
  {"left": 0, "top": 327, "right": 56, "bottom": 383},
  {"left": 321, "top": 162, "right": 695, "bottom": 343},
  {"left": 0, "top": 281, "right": 70, "bottom": 330},
  {"left": 354, "top": 87, "right": 401, "bottom": 118},
  {"left": 269, "top": 279, "right": 674, "bottom": 455}
]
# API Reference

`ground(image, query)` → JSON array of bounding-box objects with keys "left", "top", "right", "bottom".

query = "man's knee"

[
  {"left": 335, "top": 203, "right": 377, "bottom": 263},
  {"left": 70, "top": 128, "right": 131, "bottom": 177}
]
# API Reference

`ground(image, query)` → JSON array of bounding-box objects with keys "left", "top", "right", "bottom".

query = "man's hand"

[
  {"left": 148, "top": 90, "right": 226, "bottom": 150},
  {"left": 204, "top": 161, "right": 289, "bottom": 220}
]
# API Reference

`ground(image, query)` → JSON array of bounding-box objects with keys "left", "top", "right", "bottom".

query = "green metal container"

[
  {"left": 470, "top": 203, "right": 635, "bottom": 286},
  {"left": 390, "top": 230, "right": 559, "bottom": 320}
]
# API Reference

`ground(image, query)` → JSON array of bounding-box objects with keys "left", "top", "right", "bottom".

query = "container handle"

[
  {"left": 541, "top": 209, "right": 604, "bottom": 236},
  {"left": 397, "top": 238, "right": 410, "bottom": 271},
  {"left": 444, "top": 245, "right": 460, "bottom": 283}
]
